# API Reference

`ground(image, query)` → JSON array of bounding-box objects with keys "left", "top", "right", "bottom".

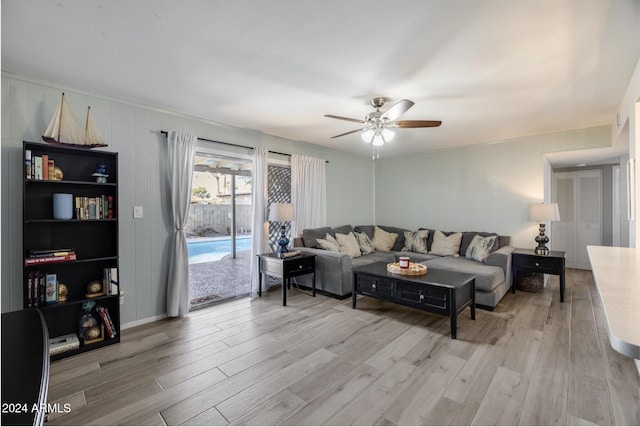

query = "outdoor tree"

[{"left": 192, "top": 186, "right": 211, "bottom": 199}]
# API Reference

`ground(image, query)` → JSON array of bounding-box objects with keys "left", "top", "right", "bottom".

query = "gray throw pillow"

[
  {"left": 355, "top": 231, "right": 375, "bottom": 255},
  {"left": 465, "top": 234, "right": 498, "bottom": 262},
  {"left": 402, "top": 230, "right": 430, "bottom": 254}
]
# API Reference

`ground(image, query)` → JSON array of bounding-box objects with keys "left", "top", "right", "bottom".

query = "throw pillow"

[
  {"left": 402, "top": 230, "right": 430, "bottom": 254},
  {"left": 429, "top": 231, "right": 463, "bottom": 256},
  {"left": 335, "top": 232, "right": 361, "bottom": 258},
  {"left": 316, "top": 233, "right": 340, "bottom": 252},
  {"left": 372, "top": 226, "right": 398, "bottom": 252},
  {"left": 465, "top": 234, "right": 498, "bottom": 262},
  {"left": 355, "top": 231, "right": 375, "bottom": 255}
]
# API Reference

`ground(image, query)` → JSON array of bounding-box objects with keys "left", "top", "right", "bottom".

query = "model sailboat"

[{"left": 42, "top": 93, "right": 108, "bottom": 148}]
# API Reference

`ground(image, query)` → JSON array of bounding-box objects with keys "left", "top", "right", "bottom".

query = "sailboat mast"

[
  {"left": 86, "top": 106, "right": 90, "bottom": 134},
  {"left": 57, "top": 93, "right": 65, "bottom": 142}
]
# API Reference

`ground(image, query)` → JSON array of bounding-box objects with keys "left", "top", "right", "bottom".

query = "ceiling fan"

[{"left": 325, "top": 97, "right": 442, "bottom": 147}]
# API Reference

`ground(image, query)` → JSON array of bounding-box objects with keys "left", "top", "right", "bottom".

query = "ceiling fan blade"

[
  {"left": 324, "top": 114, "right": 365, "bottom": 124},
  {"left": 381, "top": 99, "right": 414, "bottom": 121},
  {"left": 330, "top": 128, "right": 366, "bottom": 138},
  {"left": 395, "top": 120, "right": 442, "bottom": 128}
]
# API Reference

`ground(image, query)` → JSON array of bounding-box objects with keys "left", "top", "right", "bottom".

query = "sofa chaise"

[{"left": 293, "top": 224, "right": 514, "bottom": 309}]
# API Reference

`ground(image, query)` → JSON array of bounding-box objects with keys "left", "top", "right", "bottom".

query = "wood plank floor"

[{"left": 47, "top": 269, "right": 640, "bottom": 426}]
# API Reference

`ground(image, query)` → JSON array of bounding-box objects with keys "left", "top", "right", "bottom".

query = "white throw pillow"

[
  {"left": 355, "top": 231, "right": 375, "bottom": 255},
  {"left": 335, "top": 232, "right": 361, "bottom": 258},
  {"left": 429, "top": 231, "right": 462, "bottom": 256},
  {"left": 372, "top": 226, "right": 398, "bottom": 252},
  {"left": 465, "top": 234, "right": 497, "bottom": 262},
  {"left": 316, "top": 233, "right": 340, "bottom": 252},
  {"left": 402, "top": 230, "right": 430, "bottom": 254}
]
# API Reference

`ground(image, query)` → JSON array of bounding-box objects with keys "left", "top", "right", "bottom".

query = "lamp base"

[
  {"left": 534, "top": 223, "right": 550, "bottom": 255},
  {"left": 277, "top": 225, "right": 290, "bottom": 257}
]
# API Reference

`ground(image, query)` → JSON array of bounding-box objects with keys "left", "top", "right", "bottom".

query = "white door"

[
  {"left": 552, "top": 172, "right": 577, "bottom": 267},
  {"left": 576, "top": 171, "right": 602, "bottom": 269},
  {"left": 552, "top": 170, "right": 602, "bottom": 270}
]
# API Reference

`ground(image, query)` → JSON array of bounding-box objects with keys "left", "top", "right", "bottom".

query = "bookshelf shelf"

[
  {"left": 23, "top": 141, "right": 120, "bottom": 360},
  {"left": 26, "top": 179, "right": 117, "bottom": 187},
  {"left": 25, "top": 218, "right": 118, "bottom": 224}
]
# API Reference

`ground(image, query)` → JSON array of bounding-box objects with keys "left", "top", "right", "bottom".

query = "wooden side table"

[
  {"left": 257, "top": 253, "right": 316, "bottom": 306},
  {"left": 511, "top": 248, "right": 566, "bottom": 302}
]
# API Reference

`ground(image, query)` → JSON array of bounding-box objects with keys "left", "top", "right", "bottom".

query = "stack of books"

[
  {"left": 97, "top": 306, "right": 117, "bottom": 339},
  {"left": 25, "top": 151, "right": 56, "bottom": 180},
  {"left": 26, "top": 271, "right": 63, "bottom": 307},
  {"left": 75, "top": 196, "right": 114, "bottom": 219},
  {"left": 25, "top": 248, "right": 76, "bottom": 265}
]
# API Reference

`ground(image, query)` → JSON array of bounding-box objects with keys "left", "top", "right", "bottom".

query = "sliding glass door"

[{"left": 186, "top": 152, "right": 252, "bottom": 309}]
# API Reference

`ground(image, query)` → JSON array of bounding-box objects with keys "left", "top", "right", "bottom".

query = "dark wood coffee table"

[{"left": 352, "top": 262, "right": 476, "bottom": 339}]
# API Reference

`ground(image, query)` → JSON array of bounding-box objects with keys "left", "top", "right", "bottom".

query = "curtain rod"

[{"left": 160, "top": 131, "right": 328, "bottom": 163}]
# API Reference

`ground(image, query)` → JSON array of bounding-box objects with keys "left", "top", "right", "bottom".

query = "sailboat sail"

[
  {"left": 85, "top": 106, "right": 106, "bottom": 147},
  {"left": 42, "top": 93, "right": 108, "bottom": 148}
]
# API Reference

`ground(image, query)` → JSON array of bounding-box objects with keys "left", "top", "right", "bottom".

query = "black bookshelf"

[{"left": 22, "top": 141, "right": 120, "bottom": 360}]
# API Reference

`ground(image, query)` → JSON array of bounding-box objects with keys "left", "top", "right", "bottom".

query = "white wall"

[
  {"left": 1, "top": 73, "right": 374, "bottom": 322},
  {"left": 374, "top": 126, "right": 611, "bottom": 248},
  {"left": 613, "top": 57, "right": 640, "bottom": 247}
]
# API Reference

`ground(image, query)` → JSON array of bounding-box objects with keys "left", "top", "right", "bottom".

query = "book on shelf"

[
  {"left": 49, "top": 333, "right": 80, "bottom": 355},
  {"left": 25, "top": 253, "right": 77, "bottom": 265},
  {"left": 42, "top": 154, "right": 49, "bottom": 181},
  {"left": 103, "top": 267, "right": 119, "bottom": 296},
  {"left": 97, "top": 306, "right": 117, "bottom": 339},
  {"left": 34, "top": 156, "right": 43, "bottom": 180},
  {"left": 45, "top": 273, "right": 57, "bottom": 304},
  {"left": 108, "top": 196, "right": 114, "bottom": 218},
  {"left": 25, "top": 149, "right": 32, "bottom": 179},
  {"left": 28, "top": 248, "right": 75, "bottom": 257},
  {"left": 26, "top": 271, "right": 35, "bottom": 308}
]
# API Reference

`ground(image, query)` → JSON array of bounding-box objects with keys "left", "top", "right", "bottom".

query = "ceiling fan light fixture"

[
  {"left": 372, "top": 133, "right": 385, "bottom": 146},
  {"left": 361, "top": 129, "right": 375, "bottom": 143},
  {"left": 381, "top": 128, "right": 395, "bottom": 141}
]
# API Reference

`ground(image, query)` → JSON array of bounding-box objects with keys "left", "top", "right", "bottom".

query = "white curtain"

[
  {"left": 250, "top": 147, "right": 269, "bottom": 297},
  {"left": 291, "top": 155, "right": 327, "bottom": 237},
  {"left": 166, "top": 131, "right": 197, "bottom": 317}
]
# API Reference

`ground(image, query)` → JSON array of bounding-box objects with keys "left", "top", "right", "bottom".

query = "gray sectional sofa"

[{"left": 293, "top": 224, "right": 514, "bottom": 309}]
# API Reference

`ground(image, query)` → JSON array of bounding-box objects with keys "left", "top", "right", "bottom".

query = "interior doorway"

[
  {"left": 552, "top": 169, "right": 604, "bottom": 269},
  {"left": 186, "top": 152, "right": 253, "bottom": 309}
]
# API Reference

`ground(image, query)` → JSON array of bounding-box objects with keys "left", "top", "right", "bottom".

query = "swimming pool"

[{"left": 187, "top": 236, "right": 252, "bottom": 264}]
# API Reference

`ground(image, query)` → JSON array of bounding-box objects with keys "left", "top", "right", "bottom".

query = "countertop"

[{"left": 587, "top": 245, "right": 640, "bottom": 360}]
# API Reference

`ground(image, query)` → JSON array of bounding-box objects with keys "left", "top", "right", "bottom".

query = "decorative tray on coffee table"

[{"left": 387, "top": 262, "right": 428, "bottom": 276}]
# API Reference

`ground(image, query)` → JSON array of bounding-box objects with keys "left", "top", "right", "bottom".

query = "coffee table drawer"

[
  {"left": 397, "top": 282, "right": 449, "bottom": 312},
  {"left": 357, "top": 274, "right": 394, "bottom": 300}
]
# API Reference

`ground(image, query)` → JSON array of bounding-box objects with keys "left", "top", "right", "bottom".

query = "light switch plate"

[{"left": 133, "top": 206, "right": 144, "bottom": 218}]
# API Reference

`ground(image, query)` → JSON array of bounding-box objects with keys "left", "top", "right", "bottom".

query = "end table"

[
  {"left": 511, "top": 248, "right": 566, "bottom": 302},
  {"left": 257, "top": 253, "right": 316, "bottom": 306}
]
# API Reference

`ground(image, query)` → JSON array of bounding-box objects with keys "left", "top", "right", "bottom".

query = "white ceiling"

[{"left": 2, "top": 0, "right": 639, "bottom": 159}]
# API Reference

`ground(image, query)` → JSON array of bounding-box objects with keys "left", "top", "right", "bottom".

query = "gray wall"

[
  {"left": 1, "top": 73, "right": 374, "bottom": 324},
  {"left": 373, "top": 126, "right": 612, "bottom": 249}
]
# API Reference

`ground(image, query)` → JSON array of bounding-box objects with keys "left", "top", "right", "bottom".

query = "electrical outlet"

[{"left": 133, "top": 206, "right": 144, "bottom": 218}]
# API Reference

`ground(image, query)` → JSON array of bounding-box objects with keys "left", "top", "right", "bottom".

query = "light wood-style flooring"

[{"left": 47, "top": 269, "right": 639, "bottom": 425}]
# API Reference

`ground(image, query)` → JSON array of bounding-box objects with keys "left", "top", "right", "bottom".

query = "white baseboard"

[
  {"left": 636, "top": 359, "right": 640, "bottom": 376},
  {"left": 121, "top": 314, "right": 167, "bottom": 330}
]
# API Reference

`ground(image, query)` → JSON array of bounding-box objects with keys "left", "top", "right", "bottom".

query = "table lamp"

[
  {"left": 268, "top": 203, "right": 294, "bottom": 256},
  {"left": 528, "top": 203, "right": 560, "bottom": 255}
]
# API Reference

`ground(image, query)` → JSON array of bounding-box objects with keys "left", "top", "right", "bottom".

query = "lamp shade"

[
  {"left": 528, "top": 203, "right": 560, "bottom": 222},
  {"left": 268, "top": 203, "right": 294, "bottom": 222}
]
